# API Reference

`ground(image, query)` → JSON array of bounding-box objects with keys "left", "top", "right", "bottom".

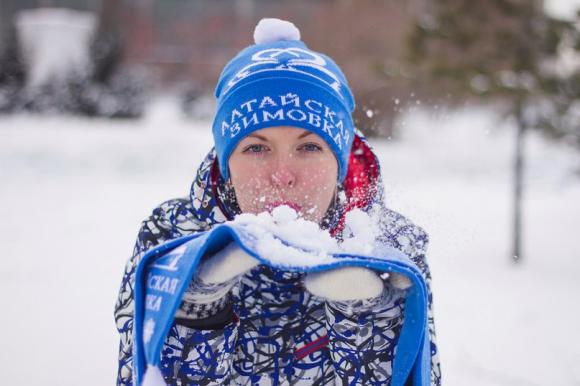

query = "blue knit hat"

[{"left": 212, "top": 18, "right": 356, "bottom": 182}]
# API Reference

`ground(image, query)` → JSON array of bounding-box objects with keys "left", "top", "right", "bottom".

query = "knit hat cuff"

[{"left": 212, "top": 74, "right": 354, "bottom": 181}]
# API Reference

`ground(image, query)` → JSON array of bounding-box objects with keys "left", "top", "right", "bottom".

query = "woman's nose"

[{"left": 271, "top": 163, "right": 296, "bottom": 188}]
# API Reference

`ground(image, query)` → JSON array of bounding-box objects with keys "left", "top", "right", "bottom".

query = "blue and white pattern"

[
  {"left": 224, "top": 47, "right": 343, "bottom": 96},
  {"left": 114, "top": 136, "right": 442, "bottom": 385}
]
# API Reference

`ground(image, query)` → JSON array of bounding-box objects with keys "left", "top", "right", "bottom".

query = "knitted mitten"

[
  {"left": 304, "top": 267, "right": 412, "bottom": 302},
  {"left": 175, "top": 243, "right": 259, "bottom": 323}
]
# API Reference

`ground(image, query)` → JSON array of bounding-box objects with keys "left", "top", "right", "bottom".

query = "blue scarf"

[{"left": 132, "top": 222, "right": 431, "bottom": 386}]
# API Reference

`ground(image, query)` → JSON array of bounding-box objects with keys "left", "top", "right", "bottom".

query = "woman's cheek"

[{"left": 237, "top": 176, "right": 269, "bottom": 213}]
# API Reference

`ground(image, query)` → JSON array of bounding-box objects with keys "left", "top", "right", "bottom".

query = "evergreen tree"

[{"left": 407, "top": 0, "right": 580, "bottom": 261}]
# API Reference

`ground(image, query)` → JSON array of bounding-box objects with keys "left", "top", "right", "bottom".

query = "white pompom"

[
  {"left": 141, "top": 365, "right": 166, "bottom": 386},
  {"left": 253, "top": 18, "right": 300, "bottom": 44},
  {"left": 304, "top": 267, "right": 383, "bottom": 301}
]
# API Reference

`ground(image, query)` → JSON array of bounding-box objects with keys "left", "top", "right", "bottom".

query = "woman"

[{"left": 115, "top": 19, "right": 441, "bottom": 386}]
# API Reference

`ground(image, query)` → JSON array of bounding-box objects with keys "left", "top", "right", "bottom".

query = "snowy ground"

[{"left": 0, "top": 98, "right": 579, "bottom": 386}]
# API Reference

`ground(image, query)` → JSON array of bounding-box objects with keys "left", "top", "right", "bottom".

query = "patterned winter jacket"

[{"left": 114, "top": 135, "right": 442, "bottom": 386}]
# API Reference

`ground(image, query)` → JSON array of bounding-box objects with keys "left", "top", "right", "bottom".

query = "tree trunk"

[
  {"left": 512, "top": 100, "right": 526, "bottom": 262},
  {"left": 90, "top": 0, "right": 123, "bottom": 82}
]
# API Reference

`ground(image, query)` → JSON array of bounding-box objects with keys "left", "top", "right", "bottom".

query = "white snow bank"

[{"left": 0, "top": 100, "right": 579, "bottom": 386}]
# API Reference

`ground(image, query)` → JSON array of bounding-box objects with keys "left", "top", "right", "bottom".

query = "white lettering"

[
  {"left": 146, "top": 294, "right": 162, "bottom": 311},
  {"left": 287, "top": 109, "right": 307, "bottom": 122},
  {"left": 343, "top": 130, "right": 350, "bottom": 147},
  {"left": 308, "top": 112, "right": 321, "bottom": 127},
  {"left": 335, "top": 119, "right": 345, "bottom": 136},
  {"left": 230, "top": 122, "right": 241, "bottom": 137},
  {"left": 240, "top": 99, "right": 258, "bottom": 113},
  {"left": 281, "top": 93, "right": 300, "bottom": 107},
  {"left": 322, "top": 119, "right": 335, "bottom": 137},
  {"left": 333, "top": 132, "right": 342, "bottom": 149},
  {"left": 242, "top": 113, "right": 259, "bottom": 129},
  {"left": 147, "top": 274, "right": 179, "bottom": 295},
  {"left": 263, "top": 109, "right": 284, "bottom": 122},
  {"left": 259, "top": 96, "right": 277, "bottom": 108},
  {"left": 305, "top": 99, "right": 322, "bottom": 113},
  {"left": 324, "top": 106, "right": 337, "bottom": 122},
  {"left": 230, "top": 108, "right": 243, "bottom": 123},
  {"left": 221, "top": 121, "right": 229, "bottom": 136}
]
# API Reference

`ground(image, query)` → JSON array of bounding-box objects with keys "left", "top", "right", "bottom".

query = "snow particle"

[{"left": 271, "top": 205, "right": 298, "bottom": 223}]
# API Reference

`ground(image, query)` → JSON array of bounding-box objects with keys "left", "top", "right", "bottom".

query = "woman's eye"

[
  {"left": 299, "top": 143, "right": 323, "bottom": 152},
  {"left": 243, "top": 144, "right": 267, "bottom": 154}
]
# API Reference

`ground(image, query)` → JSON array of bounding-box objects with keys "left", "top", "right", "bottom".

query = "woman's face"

[{"left": 228, "top": 126, "right": 338, "bottom": 223}]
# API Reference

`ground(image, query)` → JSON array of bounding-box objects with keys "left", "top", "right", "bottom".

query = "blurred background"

[{"left": 0, "top": 0, "right": 579, "bottom": 385}]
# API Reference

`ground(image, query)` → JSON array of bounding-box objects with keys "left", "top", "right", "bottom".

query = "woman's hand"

[
  {"left": 304, "top": 267, "right": 412, "bottom": 301},
  {"left": 198, "top": 243, "right": 259, "bottom": 284},
  {"left": 175, "top": 243, "right": 259, "bottom": 325}
]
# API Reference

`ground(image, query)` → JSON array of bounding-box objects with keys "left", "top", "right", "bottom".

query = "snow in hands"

[
  {"left": 233, "top": 205, "right": 388, "bottom": 301},
  {"left": 232, "top": 205, "right": 379, "bottom": 267},
  {"left": 232, "top": 205, "right": 412, "bottom": 295}
]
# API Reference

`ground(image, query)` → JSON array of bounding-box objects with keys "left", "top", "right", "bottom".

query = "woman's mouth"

[{"left": 265, "top": 201, "right": 302, "bottom": 213}]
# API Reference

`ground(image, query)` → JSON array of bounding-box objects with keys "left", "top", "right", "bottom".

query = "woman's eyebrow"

[
  {"left": 247, "top": 133, "right": 268, "bottom": 141},
  {"left": 298, "top": 131, "right": 314, "bottom": 139}
]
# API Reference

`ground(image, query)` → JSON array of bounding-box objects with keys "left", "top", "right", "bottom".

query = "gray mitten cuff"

[{"left": 175, "top": 276, "right": 236, "bottom": 320}]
